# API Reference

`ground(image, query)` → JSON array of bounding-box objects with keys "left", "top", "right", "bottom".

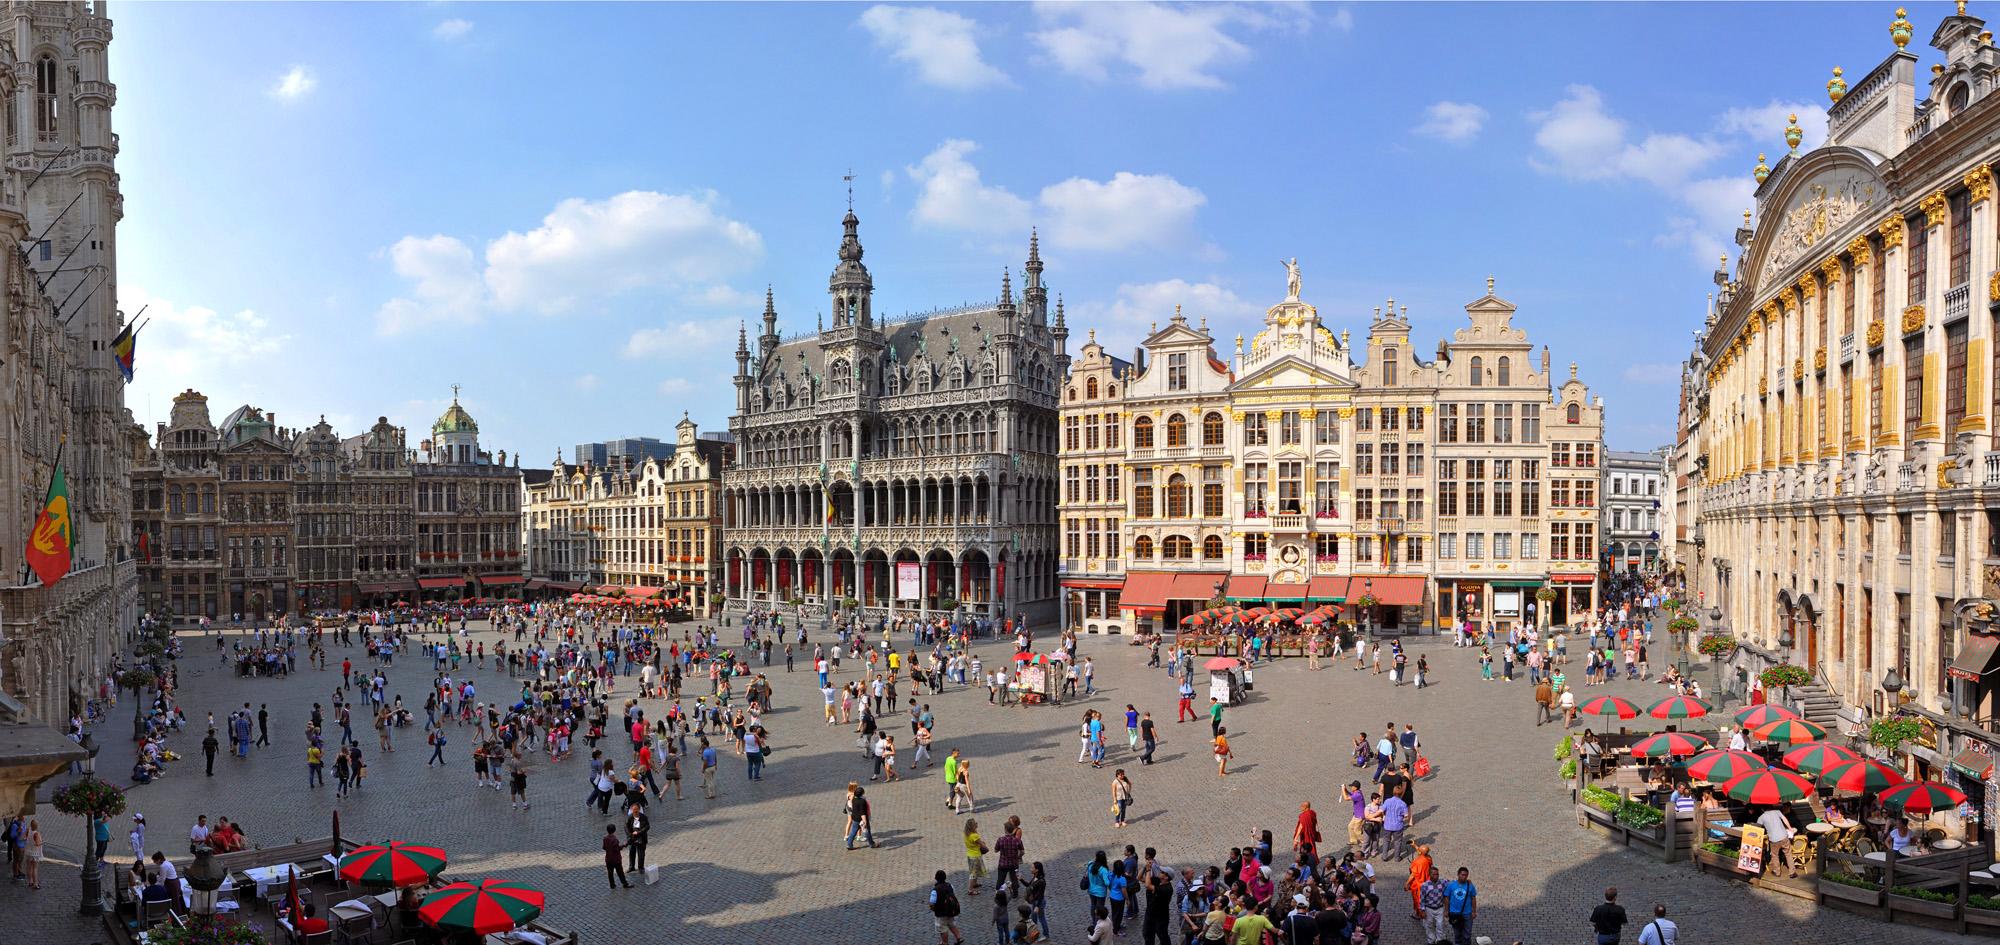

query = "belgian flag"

[{"left": 25, "top": 460, "right": 72, "bottom": 586}]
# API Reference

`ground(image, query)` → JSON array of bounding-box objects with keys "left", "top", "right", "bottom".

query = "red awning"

[
  {"left": 1352, "top": 575, "right": 1425, "bottom": 606},
  {"left": 1264, "top": 582, "right": 1309, "bottom": 601},
  {"left": 416, "top": 577, "right": 460, "bottom": 589},
  {"left": 1948, "top": 633, "right": 2000, "bottom": 682},
  {"left": 1119, "top": 572, "right": 1175, "bottom": 611},
  {"left": 1224, "top": 575, "right": 1267, "bottom": 599},
  {"left": 1062, "top": 579, "right": 1126, "bottom": 590},
  {"left": 1550, "top": 573, "right": 1597, "bottom": 584},
  {"left": 355, "top": 582, "right": 409, "bottom": 595},
  {"left": 1168, "top": 572, "right": 1227, "bottom": 601},
  {"left": 479, "top": 574, "right": 526, "bottom": 586},
  {"left": 1306, "top": 576, "right": 1348, "bottom": 602},
  {"left": 626, "top": 586, "right": 663, "bottom": 598}
]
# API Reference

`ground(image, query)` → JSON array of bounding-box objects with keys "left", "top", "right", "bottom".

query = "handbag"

[{"left": 1413, "top": 756, "right": 1432, "bottom": 779}]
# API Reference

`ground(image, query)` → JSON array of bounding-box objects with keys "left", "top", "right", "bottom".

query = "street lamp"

[
  {"left": 76, "top": 733, "right": 102, "bottom": 916},
  {"left": 1363, "top": 578, "right": 1374, "bottom": 643},
  {"left": 1882, "top": 667, "right": 1904, "bottom": 707},
  {"left": 186, "top": 847, "right": 229, "bottom": 930}
]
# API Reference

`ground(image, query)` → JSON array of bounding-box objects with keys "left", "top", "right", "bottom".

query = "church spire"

[
  {"left": 1023, "top": 228, "right": 1048, "bottom": 324},
  {"left": 759, "top": 284, "right": 780, "bottom": 354},
  {"left": 829, "top": 208, "right": 873, "bottom": 327}
]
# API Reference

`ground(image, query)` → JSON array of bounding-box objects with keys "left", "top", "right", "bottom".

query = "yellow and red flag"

[{"left": 26, "top": 461, "right": 71, "bottom": 586}]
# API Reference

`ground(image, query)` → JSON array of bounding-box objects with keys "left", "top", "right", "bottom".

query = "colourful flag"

[
  {"left": 25, "top": 461, "right": 72, "bottom": 586},
  {"left": 110, "top": 323, "right": 135, "bottom": 382},
  {"left": 137, "top": 529, "right": 151, "bottom": 563},
  {"left": 825, "top": 494, "right": 836, "bottom": 524}
]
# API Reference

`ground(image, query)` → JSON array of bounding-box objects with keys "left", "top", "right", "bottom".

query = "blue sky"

[{"left": 114, "top": 1, "right": 1927, "bottom": 455}]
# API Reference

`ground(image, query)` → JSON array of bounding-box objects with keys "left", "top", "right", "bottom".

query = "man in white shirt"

[
  {"left": 1636, "top": 904, "right": 1677, "bottom": 945},
  {"left": 1727, "top": 727, "right": 1747, "bottom": 752},
  {"left": 188, "top": 815, "right": 211, "bottom": 852},
  {"left": 1755, "top": 807, "right": 1797, "bottom": 876}
]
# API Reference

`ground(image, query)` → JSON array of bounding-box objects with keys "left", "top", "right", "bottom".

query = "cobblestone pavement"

[{"left": 0, "top": 621, "right": 1952, "bottom": 944}]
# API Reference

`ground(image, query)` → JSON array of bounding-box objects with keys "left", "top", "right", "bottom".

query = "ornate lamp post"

[
  {"left": 1362, "top": 578, "right": 1374, "bottom": 643},
  {"left": 1882, "top": 667, "right": 1905, "bottom": 708},
  {"left": 76, "top": 734, "right": 102, "bottom": 916},
  {"left": 186, "top": 847, "right": 229, "bottom": 931}
]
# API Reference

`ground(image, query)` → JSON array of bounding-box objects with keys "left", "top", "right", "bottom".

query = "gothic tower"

[{"left": 828, "top": 208, "right": 872, "bottom": 328}]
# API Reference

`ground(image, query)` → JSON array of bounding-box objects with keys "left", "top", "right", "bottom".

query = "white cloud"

[
  {"left": 657, "top": 377, "right": 694, "bottom": 396},
  {"left": 123, "top": 286, "right": 294, "bottom": 421},
  {"left": 1622, "top": 362, "right": 1683, "bottom": 385},
  {"left": 1069, "top": 278, "right": 1259, "bottom": 355},
  {"left": 1414, "top": 101, "right": 1488, "bottom": 144},
  {"left": 433, "top": 18, "right": 473, "bottom": 41},
  {"left": 573, "top": 373, "right": 600, "bottom": 391},
  {"left": 906, "top": 140, "right": 1034, "bottom": 235},
  {"left": 268, "top": 65, "right": 317, "bottom": 102},
  {"left": 1030, "top": 2, "right": 1306, "bottom": 91},
  {"left": 623, "top": 319, "right": 737, "bottom": 359},
  {"left": 1718, "top": 101, "right": 1826, "bottom": 152},
  {"left": 1040, "top": 172, "right": 1206, "bottom": 251},
  {"left": 906, "top": 140, "right": 1206, "bottom": 252},
  {"left": 377, "top": 191, "right": 763, "bottom": 334},
  {"left": 860, "top": 5, "right": 1010, "bottom": 90}
]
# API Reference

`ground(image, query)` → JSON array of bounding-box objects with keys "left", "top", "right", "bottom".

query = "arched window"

[
  {"left": 1133, "top": 416, "right": 1154, "bottom": 448},
  {"left": 1567, "top": 403, "right": 1581, "bottom": 424},
  {"left": 1496, "top": 356, "right": 1511, "bottom": 386},
  {"left": 1067, "top": 386, "right": 1077, "bottom": 403},
  {"left": 1107, "top": 384, "right": 1117, "bottom": 397},
  {"left": 1202, "top": 535, "right": 1225, "bottom": 560},
  {"left": 1166, "top": 474, "right": 1191, "bottom": 517},
  {"left": 1202, "top": 412, "right": 1224, "bottom": 446},
  {"left": 1950, "top": 83, "right": 1971, "bottom": 115},
  {"left": 1469, "top": 356, "right": 1484, "bottom": 386},
  {"left": 1162, "top": 535, "right": 1194, "bottom": 560},
  {"left": 1382, "top": 347, "right": 1399, "bottom": 386},
  {"left": 1086, "top": 377, "right": 1099, "bottom": 399},
  {"left": 34, "top": 56, "right": 56, "bottom": 142},
  {"left": 1165, "top": 413, "right": 1188, "bottom": 448},
  {"left": 1133, "top": 535, "right": 1155, "bottom": 559}
]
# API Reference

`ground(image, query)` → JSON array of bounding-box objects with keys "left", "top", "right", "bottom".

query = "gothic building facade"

[{"left": 721, "top": 212, "right": 1063, "bottom": 623}]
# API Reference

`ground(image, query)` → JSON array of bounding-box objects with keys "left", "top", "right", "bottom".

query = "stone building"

[
  {"left": 721, "top": 213, "right": 1063, "bottom": 623},
  {"left": 291, "top": 417, "right": 352, "bottom": 611},
  {"left": 1687, "top": 3, "right": 2000, "bottom": 803},
  {"left": 523, "top": 416, "right": 730, "bottom": 612},
  {"left": 1055, "top": 334, "right": 1134, "bottom": 634},
  {"left": 348, "top": 417, "right": 414, "bottom": 603},
  {"left": 217, "top": 405, "right": 295, "bottom": 617},
  {"left": 1603, "top": 448, "right": 1669, "bottom": 574},
  {"left": 0, "top": 0, "right": 135, "bottom": 728},
  {"left": 412, "top": 391, "right": 524, "bottom": 600}
]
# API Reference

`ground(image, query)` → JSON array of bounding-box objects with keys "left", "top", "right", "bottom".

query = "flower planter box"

[
  {"left": 1693, "top": 848, "right": 1746, "bottom": 874},
  {"left": 1816, "top": 878, "right": 1883, "bottom": 907},
  {"left": 1886, "top": 892, "right": 1956, "bottom": 920},
  {"left": 1965, "top": 905, "right": 2000, "bottom": 930},
  {"left": 1578, "top": 804, "right": 1618, "bottom": 834}
]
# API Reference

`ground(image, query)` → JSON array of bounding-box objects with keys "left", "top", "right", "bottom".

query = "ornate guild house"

[{"left": 721, "top": 211, "right": 1063, "bottom": 623}]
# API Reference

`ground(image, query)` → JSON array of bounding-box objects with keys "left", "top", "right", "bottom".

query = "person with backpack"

[{"left": 929, "top": 869, "right": 965, "bottom": 945}]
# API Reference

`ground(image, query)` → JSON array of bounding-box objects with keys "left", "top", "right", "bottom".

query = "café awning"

[
  {"left": 1264, "top": 582, "right": 1308, "bottom": 602},
  {"left": 478, "top": 574, "right": 526, "bottom": 586},
  {"left": 1119, "top": 572, "right": 1174, "bottom": 612},
  {"left": 1948, "top": 633, "right": 2000, "bottom": 682},
  {"left": 1168, "top": 572, "right": 1227, "bottom": 602},
  {"left": 416, "top": 577, "right": 460, "bottom": 590},
  {"left": 1952, "top": 747, "right": 1995, "bottom": 781},
  {"left": 1351, "top": 575, "right": 1426, "bottom": 607},
  {"left": 1223, "top": 575, "right": 1267, "bottom": 600},
  {"left": 625, "top": 586, "right": 663, "bottom": 598},
  {"left": 1306, "top": 576, "right": 1348, "bottom": 602}
]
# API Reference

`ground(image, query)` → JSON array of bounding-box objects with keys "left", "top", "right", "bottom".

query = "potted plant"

[
  {"left": 1816, "top": 869, "right": 1883, "bottom": 906},
  {"left": 1694, "top": 840, "right": 1742, "bottom": 872},
  {"left": 841, "top": 596, "right": 859, "bottom": 611},
  {"left": 1535, "top": 587, "right": 1557, "bottom": 605},
  {"left": 1695, "top": 633, "right": 1735, "bottom": 659},
  {"left": 1667, "top": 616, "right": 1699, "bottom": 637},
  {"left": 1867, "top": 717, "right": 1925, "bottom": 755},
  {"left": 936, "top": 596, "right": 959, "bottom": 612},
  {"left": 1886, "top": 883, "right": 1956, "bottom": 919},
  {"left": 1660, "top": 598, "right": 1681, "bottom": 614},
  {"left": 1967, "top": 892, "right": 2000, "bottom": 928},
  {"left": 1353, "top": 594, "right": 1378, "bottom": 610},
  {"left": 1760, "top": 663, "right": 1811, "bottom": 694},
  {"left": 140, "top": 917, "right": 270, "bottom": 945}
]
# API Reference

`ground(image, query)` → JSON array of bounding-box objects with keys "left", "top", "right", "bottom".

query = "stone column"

[
  {"left": 1848, "top": 237, "right": 1874, "bottom": 454},
  {"left": 1879, "top": 216, "right": 1908, "bottom": 450},
  {"left": 1917, "top": 192, "right": 1949, "bottom": 446},
  {"left": 1963, "top": 166, "right": 1994, "bottom": 438}
]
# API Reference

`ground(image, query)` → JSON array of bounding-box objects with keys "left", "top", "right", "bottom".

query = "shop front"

[
  {"left": 1347, "top": 574, "right": 1426, "bottom": 635},
  {"left": 1117, "top": 571, "right": 1225, "bottom": 635},
  {"left": 1064, "top": 579, "right": 1124, "bottom": 635}
]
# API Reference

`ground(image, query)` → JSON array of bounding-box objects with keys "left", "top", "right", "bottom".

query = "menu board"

[{"left": 1737, "top": 824, "right": 1766, "bottom": 874}]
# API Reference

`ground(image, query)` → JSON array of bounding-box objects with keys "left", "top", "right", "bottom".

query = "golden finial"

[
  {"left": 1828, "top": 66, "right": 1847, "bottom": 103},
  {"left": 1785, "top": 113, "right": 1803, "bottom": 151},
  {"left": 1983, "top": 29, "right": 1994, "bottom": 44},
  {"left": 1892, "top": 8, "right": 1914, "bottom": 49},
  {"left": 1743, "top": 208, "right": 1752, "bottom": 226},
  {"left": 1960, "top": 0, "right": 1969, "bottom": 16},
  {"left": 1753, "top": 152, "right": 1771, "bottom": 184},
  {"left": 1486, "top": 275, "right": 1495, "bottom": 294}
]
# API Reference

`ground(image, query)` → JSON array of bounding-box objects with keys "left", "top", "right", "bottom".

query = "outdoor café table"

[
  {"left": 1863, "top": 851, "right": 1889, "bottom": 862},
  {"left": 1805, "top": 822, "right": 1837, "bottom": 837},
  {"left": 1934, "top": 837, "right": 1964, "bottom": 851},
  {"left": 484, "top": 931, "right": 548, "bottom": 945},
  {"left": 329, "top": 899, "right": 376, "bottom": 926},
  {"left": 242, "top": 866, "right": 290, "bottom": 897}
]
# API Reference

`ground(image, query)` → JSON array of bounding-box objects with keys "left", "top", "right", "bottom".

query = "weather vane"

[{"left": 843, "top": 168, "right": 855, "bottom": 211}]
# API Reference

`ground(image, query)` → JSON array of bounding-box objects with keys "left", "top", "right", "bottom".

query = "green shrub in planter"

[
  {"left": 1890, "top": 885, "right": 1954, "bottom": 903},
  {"left": 1699, "top": 841, "right": 1740, "bottom": 857},
  {"left": 1581, "top": 786, "right": 1622, "bottom": 813},
  {"left": 1970, "top": 893, "right": 2000, "bottom": 911},
  {"left": 1559, "top": 758, "right": 1577, "bottom": 781},
  {"left": 1868, "top": 717, "right": 1925, "bottom": 754},
  {"left": 1821, "top": 871, "right": 1880, "bottom": 890},
  {"left": 1554, "top": 734, "right": 1574, "bottom": 760},
  {"left": 1614, "top": 801, "right": 1664, "bottom": 831},
  {"left": 1760, "top": 664, "right": 1811, "bottom": 689}
]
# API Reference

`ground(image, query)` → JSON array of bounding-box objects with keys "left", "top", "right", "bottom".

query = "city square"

[{"left": 5, "top": 2, "right": 2000, "bottom": 944}]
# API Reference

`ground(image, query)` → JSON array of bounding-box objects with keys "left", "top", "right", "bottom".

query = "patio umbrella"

[
  {"left": 286, "top": 866, "right": 302, "bottom": 921},
  {"left": 1817, "top": 758, "right": 1907, "bottom": 794},
  {"left": 1012, "top": 652, "right": 1033, "bottom": 662},
  {"left": 1752, "top": 718, "right": 1829, "bottom": 744},
  {"left": 1685, "top": 749, "right": 1767, "bottom": 783},
  {"left": 419, "top": 879, "right": 545, "bottom": 936},
  {"left": 331, "top": 810, "right": 342, "bottom": 859},
  {"left": 339, "top": 840, "right": 449, "bottom": 887},
  {"left": 1877, "top": 780, "right": 1969, "bottom": 814},
  {"left": 1180, "top": 611, "right": 1214, "bottom": 628},
  {"left": 1241, "top": 607, "right": 1272, "bottom": 620},
  {"left": 1270, "top": 607, "right": 1304, "bottom": 621},
  {"left": 1646, "top": 695, "right": 1714, "bottom": 720},
  {"left": 1732, "top": 704, "right": 1800, "bottom": 728},
  {"left": 1631, "top": 731, "right": 1711, "bottom": 758},
  {"left": 1575, "top": 695, "right": 1641, "bottom": 720},
  {"left": 1204, "top": 657, "right": 1240, "bottom": 671},
  {"left": 1720, "top": 768, "right": 1815, "bottom": 804},
  {"left": 1780, "top": 742, "right": 1859, "bottom": 776}
]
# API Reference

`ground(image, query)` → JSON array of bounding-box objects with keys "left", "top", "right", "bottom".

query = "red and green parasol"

[
  {"left": 338, "top": 840, "right": 449, "bottom": 887},
  {"left": 1720, "top": 768, "right": 1815, "bottom": 804},
  {"left": 1645, "top": 695, "right": 1714, "bottom": 720},
  {"left": 419, "top": 878, "right": 545, "bottom": 935},
  {"left": 1877, "top": 780, "right": 1968, "bottom": 814},
  {"left": 1752, "top": 718, "right": 1828, "bottom": 745},
  {"left": 1817, "top": 758, "right": 1906, "bottom": 794},
  {"left": 1732, "top": 704, "right": 1800, "bottom": 728},
  {"left": 1180, "top": 611, "right": 1217, "bottom": 628},
  {"left": 1631, "top": 731, "right": 1711, "bottom": 758},
  {"left": 1685, "top": 749, "right": 1767, "bottom": 783},
  {"left": 1575, "top": 695, "right": 1641, "bottom": 720},
  {"left": 1780, "top": 742, "right": 1858, "bottom": 776}
]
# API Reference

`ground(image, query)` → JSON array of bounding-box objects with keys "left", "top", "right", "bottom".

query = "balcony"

[
  {"left": 1987, "top": 454, "right": 2000, "bottom": 487},
  {"left": 1898, "top": 461, "right": 1919, "bottom": 492},
  {"left": 1270, "top": 512, "right": 1307, "bottom": 533},
  {"left": 1947, "top": 282, "right": 1971, "bottom": 325}
]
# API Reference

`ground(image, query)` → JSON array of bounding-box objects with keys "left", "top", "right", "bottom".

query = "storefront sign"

[
  {"left": 1737, "top": 824, "right": 1766, "bottom": 874},
  {"left": 895, "top": 562, "right": 920, "bottom": 600},
  {"left": 1493, "top": 590, "right": 1521, "bottom": 617}
]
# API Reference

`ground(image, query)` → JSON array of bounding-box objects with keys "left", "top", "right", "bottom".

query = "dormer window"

[
  {"left": 1949, "top": 82, "right": 1971, "bottom": 116},
  {"left": 1382, "top": 347, "right": 1399, "bottom": 386}
]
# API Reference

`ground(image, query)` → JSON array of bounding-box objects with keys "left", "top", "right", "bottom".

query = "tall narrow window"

[
  {"left": 1904, "top": 336, "right": 1923, "bottom": 443},
  {"left": 1134, "top": 416, "right": 1154, "bottom": 448},
  {"left": 1950, "top": 190, "right": 1972, "bottom": 287},
  {"left": 1946, "top": 318, "right": 1968, "bottom": 434},
  {"left": 1842, "top": 257, "right": 1856, "bottom": 335},
  {"left": 1202, "top": 412, "right": 1224, "bottom": 446},
  {"left": 1496, "top": 357, "right": 1511, "bottom": 386},
  {"left": 1871, "top": 237, "right": 1887, "bottom": 329},
  {"left": 1908, "top": 213, "right": 1928, "bottom": 303},
  {"left": 1382, "top": 348, "right": 1399, "bottom": 386},
  {"left": 1167, "top": 353, "right": 1188, "bottom": 391},
  {"left": 1870, "top": 352, "right": 1884, "bottom": 437},
  {"left": 1468, "top": 356, "right": 1484, "bottom": 386},
  {"left": 34, "top": 56, "right": 56, "bottom": 142},
  {"left": 1165, "top": 413, "right": 1188, "bottom": 448}
]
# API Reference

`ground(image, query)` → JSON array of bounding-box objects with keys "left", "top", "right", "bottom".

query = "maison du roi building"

[
  {"left": 521, "top": 415, "right": 732, "bottom": 615},
  {"left": 1059, "top": 269, "right": 1605, "bottom": 638},
  {"left": 718, "top": 213, "right": 1063, "bottom": 624},
  {"left": 1682, "top": 3, "right": 2000, "bottom": 814},
  {"left": 130, "top": 390, "right": 525, "bottom": 618}
]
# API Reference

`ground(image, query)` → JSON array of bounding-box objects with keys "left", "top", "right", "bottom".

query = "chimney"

[{"left": 1132, "top": 346, "right": 1146, "bottom": 373}]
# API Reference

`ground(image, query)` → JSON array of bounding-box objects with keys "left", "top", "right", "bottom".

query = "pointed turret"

[
  {"left": 829, "top": 209, "right": 873, "bottom": 327},
  {"left": 759, "top": 284, "right": 780, "bottom": 356},
  {"left": 1052, "top": 292, "right": 1071, "bottom": 373},
  {"left": 1023, "top": 228, "right": 1048, "bottom": 324}
]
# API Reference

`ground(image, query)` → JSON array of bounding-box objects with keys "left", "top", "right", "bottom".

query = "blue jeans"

[
  {"left": 747, "top": 754, "right": 764, "bottom": 780},
  {"left": 845, "top": 819, "right": 873, "bottom": 848}
]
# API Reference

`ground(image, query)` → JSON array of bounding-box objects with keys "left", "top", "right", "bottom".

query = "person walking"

[
  {"left": 509, "top": 750, "right": 530, "bottom": 811},
  {"left": 928, "top": 869, "right": 966, "bottom": 945},
  {"left": 1212, "top": 728, "right": 1232, "bottom": 777},
  {"left": 845, "top": 785, "right": 876, "bottom": 849},
  {"left": 426, "top": 724, "right": 447, "bottom": 766},
  {"left": 1176, "top": 678, "right": 1195, "bottom": 723},
  {"left": 1635, "top": 904, "right": 1678, "bottom": 945},
  {"left": 601, "top": 824, "right": 632, "bottom": 889},
  {"left": 700, "top": 737, "right": 718, "bottom": 799},
  {"left": 1138, "top": 712, "right": 1158, "bottom": 766},
  {"left": 256, "top": 704, "right": 271, "bottom": 747},
  {"left": 1589, "top": 887, "right": 1627, "bottom": 945},
  {"left": 1110, "top": 769, "right": 1133, "bottom": 828},
  {"left": 202, "top": 728, "right": 219, "bottom": 777},
  {"left": 943, "top": 748, "right": 962, "bottom": 809}
]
